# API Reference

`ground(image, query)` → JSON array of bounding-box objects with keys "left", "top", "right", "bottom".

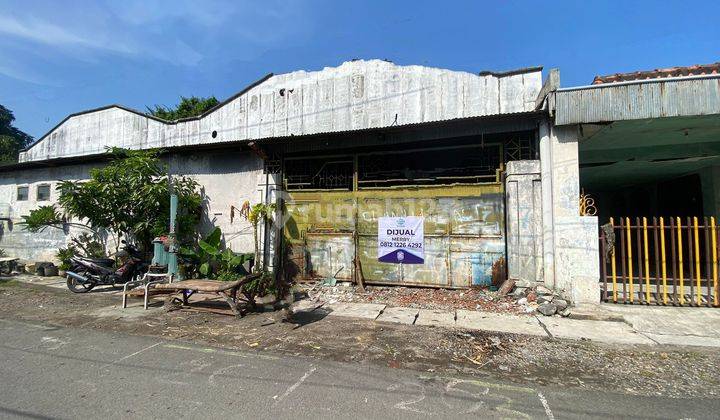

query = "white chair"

[{"left": 122, "top": 272, "right": 174, "bottom": 310}]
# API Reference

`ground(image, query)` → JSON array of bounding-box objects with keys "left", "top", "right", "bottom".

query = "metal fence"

[{"left": 600, "top": 217, "right": 719, "bottom": 307}]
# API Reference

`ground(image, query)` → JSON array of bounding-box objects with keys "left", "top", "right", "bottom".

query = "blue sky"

[{"left": 1, "top": 0, "right": 718, "bottom": 139}]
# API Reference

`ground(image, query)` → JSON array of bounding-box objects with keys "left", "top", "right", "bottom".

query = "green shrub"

[{"left": 178, "top": 227, "right": 253, "bottom": 279}]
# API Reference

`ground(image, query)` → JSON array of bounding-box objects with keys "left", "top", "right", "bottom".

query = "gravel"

[{"left": 301, "top": 282, "right": 526, "bottom": 314}]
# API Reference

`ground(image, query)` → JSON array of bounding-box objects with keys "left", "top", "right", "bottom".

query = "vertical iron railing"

[{"left": 601, "top": 216, "right": 719, "bottom": 307}]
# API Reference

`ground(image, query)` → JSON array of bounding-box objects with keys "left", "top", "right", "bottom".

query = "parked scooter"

[{"left": 66, "top": 241, "right": 148, "bottom": 293}]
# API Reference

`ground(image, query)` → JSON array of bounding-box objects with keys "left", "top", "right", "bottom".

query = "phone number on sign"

[{"left": 379, "top": 241, "right": 422, "bottom": 249}]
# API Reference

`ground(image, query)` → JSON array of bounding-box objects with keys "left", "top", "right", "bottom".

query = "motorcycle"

[{"left": 66, "top": 241, "right": 148, "bottom": 293}]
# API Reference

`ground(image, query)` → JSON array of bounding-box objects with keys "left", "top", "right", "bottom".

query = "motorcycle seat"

[{"left": 78, "top": 256, "right": 115, "bottom": 266}]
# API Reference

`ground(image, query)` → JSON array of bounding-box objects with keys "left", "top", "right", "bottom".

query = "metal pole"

[{"left": 168, "top": 174, "right": 179, "bottom": 278}]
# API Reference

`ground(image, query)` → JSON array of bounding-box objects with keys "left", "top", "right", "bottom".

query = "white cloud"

[
  {"left": 0, "top": 1, "right": 308, "bottom": 62},
  {"left": 0, "top": 0, "right": 311, "bottom": 85},
  {"left": 0, "top": 15, "right": 137, "bottom": 54}
]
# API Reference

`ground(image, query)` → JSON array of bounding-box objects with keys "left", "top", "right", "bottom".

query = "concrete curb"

[{"left": 311, "top": 300, "right": 720, "bottom": 348}]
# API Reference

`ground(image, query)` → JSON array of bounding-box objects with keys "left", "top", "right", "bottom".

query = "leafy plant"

[
  {"left": 22, "top": 148, "right": 202, "bottom": 252},
  {"left": 238, "top": 272, "right": 276, "bottom": 310},
  {"left": 0, "top": 249, "right": 6, "bottom": 258},
  {"left": 56, "top": 246, "right": 76, "bottom": 271},
  {"left": 56, "top": 234, "right": 106, "bottom": 271},
  {"left": 242, "top": 202, "right": 276, "bottom": 273},
  {"left": 146, "top": 96, "right": 219, "bottom": 121},
  {"left": 69, "top": 233, "right": 106, "bottom": 258},
  {"left": 21, "top": 205, "right": 65, "bottom": 232},
  {"left": 179, "top": 227, "right": 253, "bottom": 279}
]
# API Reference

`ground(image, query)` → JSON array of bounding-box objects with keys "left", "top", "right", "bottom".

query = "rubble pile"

[
  {"left": 512, "top": 284, "right": 571, "bottom": 317},
  {"left": 301, "top": 282, "right": 526, "bottom": 314}
]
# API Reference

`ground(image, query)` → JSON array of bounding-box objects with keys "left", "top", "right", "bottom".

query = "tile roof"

[{"left": 592, "top": 62, "right": 720, "bottom": 84}]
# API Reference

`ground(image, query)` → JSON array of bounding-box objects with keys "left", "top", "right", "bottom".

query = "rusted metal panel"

[
  {"left": 555, "top": 75, "right": 720, "bottom": 125},
  {"left": 358, "top": 236, "right": 450, "bottom": 286},
  {"left": 305, "top": 233, "right": 354, "bottom": 280},
  {"left": 283, "top": 184, "right": 506, "bottom": 287},
  {"left": 450, "top": 237, "right": 505, "bottom": 287},
  {"left": 447, "top": 195, "right": 504, "bottom": 236},
  {"left": 358, "top": 197, "right": 450, "bottom": 235}
]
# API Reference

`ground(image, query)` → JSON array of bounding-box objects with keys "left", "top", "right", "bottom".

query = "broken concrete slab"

[
  {"left": 540, "top": 317, "right": 655, "bottom": 345},
  {"left": 414, "top": 309, "right": 455, "bottom": 327},
  {"left": 455, "top": 310, "right": 547, "bottom": 337},
  {"left": 327, "top": 302, "right": 385, "bottom": 320},
  {"left": 376, "top": 306, "right": 419, "bottom": 325}
]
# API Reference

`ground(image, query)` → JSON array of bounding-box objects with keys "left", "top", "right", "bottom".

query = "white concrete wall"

[
  {"left": 0, "top": 163, "right": 101, "bottom": 261},
  {"left": 539, "top": 122, "right": 600, "bottom": 303},
  {"left": 0, "top": 150, "right": 265, "bottom": 263},
  {"left": 167, "top": 150, "right": 264, "bottom": 254},
  {"left": 20, "top": 60, "right": 542, "bottom": 163}
]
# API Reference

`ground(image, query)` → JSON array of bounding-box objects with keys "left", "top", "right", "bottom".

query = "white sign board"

[{"left": 378, "top": 216, "right": 424, "bottom": 264}]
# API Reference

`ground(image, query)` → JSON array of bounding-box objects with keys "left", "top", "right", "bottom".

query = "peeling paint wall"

[
  {"left": 0, "top": 150, "right": 264, "bottom": 262},
  {"left": 505, "top": 160, "right": 543, "bottom": 286},
  {"left": 20, "top": 60, "right": 542, "bottom": 163}
]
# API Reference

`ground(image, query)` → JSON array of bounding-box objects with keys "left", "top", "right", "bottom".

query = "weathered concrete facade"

[
  {"left": 0, "top": 162, "right": 100, "bottom": 261},
  {"left": 505, "top": 160, "right": 543, "bottom": 286},
  {"left": 1, "top": 59, "right": 610, "bottom": 303},
  {"left": 0, "top": 150, "right": 264, "bottom": 261},
  {"left": 502, "top": 123, "right": 600, "bottom": 303}
]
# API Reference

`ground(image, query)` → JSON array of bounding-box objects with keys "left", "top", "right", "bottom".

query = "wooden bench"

[{"left": 151, "top": 274, "right": 261, "bottom": 317}]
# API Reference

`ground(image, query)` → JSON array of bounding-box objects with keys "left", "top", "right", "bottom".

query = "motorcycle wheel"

[{"left": 66, "top": 271, "right": 96, "bottom": 293}]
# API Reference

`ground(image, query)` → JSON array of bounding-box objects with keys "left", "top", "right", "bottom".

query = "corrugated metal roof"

[
  {"left": 555, "top": 74, "right": 720, "bottom": 125},
  {"left": 592, "top": 62, "right": 720, "bottom": 84},
  {"left": 0, "top": 111, "right": 544, "bottom": 171}
]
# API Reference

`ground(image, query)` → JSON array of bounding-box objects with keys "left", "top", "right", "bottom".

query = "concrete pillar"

[
  {"left": 259, "top": 172, "right": 282, "bottom": 272},
  {"left": 505, "top": 160, "right": 543, "bottom": 286},
  {"left": 539, "top": 121, "right": 600, "bottom": 304}
]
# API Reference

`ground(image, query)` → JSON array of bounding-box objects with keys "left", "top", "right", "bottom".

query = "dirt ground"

[
  {"left": 1, "top": 278, "right": 719, "bottom": 399},
  {"left": 301, "top": 281, "right": 526, "bottom": 313}
]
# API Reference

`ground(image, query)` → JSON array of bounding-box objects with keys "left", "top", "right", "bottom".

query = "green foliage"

[
  {"left": 21, "top": 205, "right": 64, "bottom": 232},
  {"left": 146, "top": 96, "right": 219, "bottom": 121},
  {"left": 56, "top": 246, "right": 76, "bottom": 271},
  {"left": 0, "top": 249, "right": 6, "bottom": 258},
  {"left": 56, "top": 234, "right": 107, "bottom": 271},
  {"left": 247, "top": 203, "right": 276, "bottom": 226},
  {"left": 179, "top": 227, "right": 253, "bottom": 279},
  {"left": 70, "top": 233, "right": 106, "bottom": 258},
  {"left": 56, "top": 234, "right": 105, "bottom": 270},
  {"left": 238, "top": 272, "right": 276, "bottom": 306},
  {"left": 0, "top": 104, "right": 33, "bottom": 164},
  {"left": 242, "top": 202, "right": 276, "bottom": 274},
  {"left": 54, "top": 148, "right": 201, "bottom": 249}
]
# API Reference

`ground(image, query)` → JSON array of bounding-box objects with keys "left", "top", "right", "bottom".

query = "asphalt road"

[{"left": 0, "top": 318, "right": 717, "bottom": 419}]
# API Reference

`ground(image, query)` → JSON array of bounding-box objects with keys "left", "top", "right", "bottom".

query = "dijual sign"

[{"left": 378, "top": 216, "right": 424, "bottom": 264}]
